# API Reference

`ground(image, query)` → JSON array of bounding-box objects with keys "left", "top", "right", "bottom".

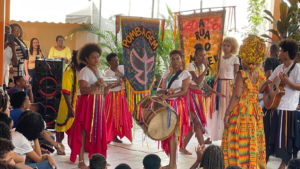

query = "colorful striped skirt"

[
  {"left": 188, "top": 88, "right": 206, "bottom": 133},
  {"left": 105, "top": 90, "right": 132, "bottom": 144},
  {"left": 161, "top": 96, "right": 190, "bottom": 156},
  {"left": 207, "top": 79, "right": 232, "bottom": 141},
  {"left": 263, "top": 109, "right": 299, "bottom": 165},
  {"left": 70, "top": 94, "right": 107, "bottom": 163}
]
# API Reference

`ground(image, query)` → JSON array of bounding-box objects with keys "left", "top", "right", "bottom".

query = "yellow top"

[{"left": 48, "top": 46, "right": 71, "bottom": 60}]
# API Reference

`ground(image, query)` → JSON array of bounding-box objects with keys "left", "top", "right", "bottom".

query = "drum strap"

[{"left": 165, "top": 70, "right": 183, "bottom": 94}]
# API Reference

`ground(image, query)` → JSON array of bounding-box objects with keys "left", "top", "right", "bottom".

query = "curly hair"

[
  {"left": 288, "top": 158, "right": 300, "bottom": 169},
  {"left": 169, "top": 49, "right": 183, "bottom": 58},
  {"left": 115, "top": 164, "right": 131, "bottom": 169},
  {"left": 194, "top": 43, "right": 205, "bottom": 56},
  {"left": 199, "top": 145, "right": 225, "bottom": 169},
  {"left": 15, "top": 111, "right": 44, "bottom": 141},
  {"left": 106, "top": 52, "right": 117, "bottom": 62},
  {"left": 9, "top": 23, "right": 23, "bottom": 39},
  {"left": 11, "top": 91, "right": 27, "bottom": 109},
  {"left": 77, "top": 43, "right": 102, "bottom": 65},
  {"left": 279, "top": 39, "right": 299, "bottom": 60},
  {"left": 0, "top": 89, "right": 8, "bottom": 112},
  {"left": 56, "top": 35, "right": 64, "bottom": 42},
  {"left": 90, "top": 153, "right": 107, "bottom": 169},
  {"left": 0, "top": 112, "right": 12, "bottom": 127},
  {"left": 223, "top": 37, "right": 239, "bottom": 55},
  {"left": 0, "top": 162, "right": 18, "bottom": 169},
  {"left": 0, "top": 122, "right": 11, "bottom": 140},
  {"left": 0, "top": 138, "right": 14, "bottom": 160}
]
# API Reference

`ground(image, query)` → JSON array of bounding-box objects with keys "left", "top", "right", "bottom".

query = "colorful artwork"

[
  {"left": 121, "top": 17, "right": 160, "bottom": 112},
  {"left": 178, "top": 11, "right": 226, "bottom": 88}
]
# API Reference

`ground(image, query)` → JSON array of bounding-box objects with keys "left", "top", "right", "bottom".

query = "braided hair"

[
  {"left": 65, "top": 50, "right": 86, "bottom": 72},
  {"left": 0, "top": 89, "right": 8, "bottom": 113},
  {"left": 199, "top": 145, "right": 225, "bottom": 169}
]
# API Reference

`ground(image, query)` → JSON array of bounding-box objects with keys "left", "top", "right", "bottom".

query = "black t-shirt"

[{"left": 264, "top": 56, "right": 282, "bottom": 72}]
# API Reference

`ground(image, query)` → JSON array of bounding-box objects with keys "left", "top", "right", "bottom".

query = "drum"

[{"left": 133, "top": 95, "right": 178, "bottom": 141}]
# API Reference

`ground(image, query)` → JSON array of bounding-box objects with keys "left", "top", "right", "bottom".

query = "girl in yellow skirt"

[{"left": 222, "top": 35, "right": 266, "bottom": 169}]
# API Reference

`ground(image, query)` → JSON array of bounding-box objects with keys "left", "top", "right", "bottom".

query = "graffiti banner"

[
  {"left": 178, "top": 10, "right": 226, "bottom": 88},
  {"left": 121, "top": 16, "right": 159, "bottom": 112}
]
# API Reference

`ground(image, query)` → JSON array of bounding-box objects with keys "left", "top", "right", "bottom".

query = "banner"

[
  {"left": 178, "top": 10, "right": 226, "bottom": 88},
  {"left": 121, "top": 16, "right": 160, "bottom": 112},
  {"left": 178, "top": 10, "right": 226, "bottom": 116}
]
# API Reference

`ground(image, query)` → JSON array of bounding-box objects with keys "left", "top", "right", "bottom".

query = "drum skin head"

[{"left": 147, "top": 110, "right": 177, "bottom": 140}]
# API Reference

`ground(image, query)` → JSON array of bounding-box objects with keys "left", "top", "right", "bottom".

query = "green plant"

[
  {"left": 66, "top": 25, "right": 123, "bottom": 70},
  {"left": 261, "top": 0, "right": 300, "bottom": 43},
  {"left": 247, "top": 0, "right": 266, "bottom": 35}
]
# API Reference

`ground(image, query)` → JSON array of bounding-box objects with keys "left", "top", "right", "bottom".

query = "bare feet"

[
  {"left": 113, "top": 136, "right": 123, "bottom": 143},
  {"left": 204, "top": 138, "right": 212, "bottom": 144},
  {"left": 190, "top": 160, "right": 200, "bottom": 169},
  {"left": 78, "top": 162, "right": 88, "bottom": 169},
  {"left": 106, "top": 163, "right": 111, "bottom": 166},
  {"left": 179, "top": 148, "right": 192, "bottom": 155}
]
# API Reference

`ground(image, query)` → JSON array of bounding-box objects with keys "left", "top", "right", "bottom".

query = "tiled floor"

[{"left": 53, "top": 126, "right": 296, "bottom": 169}]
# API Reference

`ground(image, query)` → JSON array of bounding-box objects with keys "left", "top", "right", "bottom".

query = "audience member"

[
  {"left": 12, "top": 111, "right": 57, "bottom": 169},
  {"left": 7, "top": 76, "right": 33, "bottom": 103},
  {"left": 0, "top": 122, "right": 11, "bottom": 140},
  {"left": 0, "top": 162, "right": 18, "bottom": 169},
  {"left": 115, "top": 163, "right": 131, "bottom": 169},
  {"left": 0, "top": 138, "right": 15, "bottom": 165},
  {"left": 48, "top": 35, "right": 71, "bottom": 63},
  {"left": 226, "top": 166, "right": 242, "bottom": 169},
  {"left": 287, "top": 158, "right": 300, "bottom": 169},
  {"left": 0, "top": 112, "right": 13, "bottom": 129},
  {"left": 199, "top": 145, "right": 225, "bottom": 169},
  {"left": 10, "top": 91, "right": 30, "bottom": 128},
  {"left": 89, "top": 153, "right": 107, "bottom": 169},
  {"left": 143, "top": 154, "right": 161, "bottom": 169},
  {"left": 3, "top": 25, "right": 17, "bottom": 90},
  {"left": 0, "top": 88, "right": 10, "bottom": 115},
  {"left": 25, "top": 38, "right": 43, "bottom": 87},
  {"left": 9, "top": 23, "right": 28, "bottom": 78}
]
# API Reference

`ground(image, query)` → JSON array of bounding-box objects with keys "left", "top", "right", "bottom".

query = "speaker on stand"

[{"left": 33, "top": 58, "right": 65, "bottom": 129}]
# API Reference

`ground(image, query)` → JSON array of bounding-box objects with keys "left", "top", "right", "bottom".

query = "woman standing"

[
  {"left": 55, "top": 50, "right": 85, "bottom": 151},
  {"left": 104, "top": 53, "right": 132, "bottom": 144},
  {"left": 69, "top": 43, "right": 115, "bottom": 169},
  {"left": 180, "top": 43, "right": 225, "bottom": 166},
  {"left": 222, "top": 35, "right": 266, "bottom": 168},
  {"left": 24, "top": 38, "right": 43, "bottom": 87},
  {"left": 48, "top": 35, "right": 71, "bottom": 63},
  {"left": 9, "top": 23, "right": 28, "bottom": 78},
  {"left": 206, "top": 37, "right": 239, "bottom": 143},
  {"left": 157, "top": 50, "right": 191, "bottom": 169}
]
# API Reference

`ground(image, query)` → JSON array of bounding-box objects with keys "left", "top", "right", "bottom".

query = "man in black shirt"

[{"left": 264, "top": 44, "right": 281, "bottom": 79}]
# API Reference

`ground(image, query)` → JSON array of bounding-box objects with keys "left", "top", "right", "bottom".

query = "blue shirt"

[
  {"left": 10, "top": 108, "right": 24, "bottom": 128},
  {"left": 7, "top": 86, "right": 29, "bottom": 99}
]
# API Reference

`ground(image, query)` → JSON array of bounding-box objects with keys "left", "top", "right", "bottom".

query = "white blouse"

[
  {"left": 78, "top": 66, "right": 104, "bottom": 87},
  {"left": 219, "top": 55, "right": 240, "bottom": 79},
  {"left": 186, "top": 62, "right": 206, "bottom": 86},
  {"left": 104, "top": 65, "right": 125, "bottom": 92},
  {"left": 157, "top": 70, "right": 191, "bottom": 100}
]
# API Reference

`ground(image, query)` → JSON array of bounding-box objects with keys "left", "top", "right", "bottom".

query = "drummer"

[{"left": 157, "top": 49, "right": 191, "bottom": 169}]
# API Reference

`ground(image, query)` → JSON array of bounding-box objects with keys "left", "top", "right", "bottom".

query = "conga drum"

[{"left": 133, "top": 95, "right": 178, "bottom": 141}]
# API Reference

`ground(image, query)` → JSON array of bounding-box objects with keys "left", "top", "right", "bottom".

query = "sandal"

[{"left": 56, "top": 143, "right": 66, "bottom": 155}]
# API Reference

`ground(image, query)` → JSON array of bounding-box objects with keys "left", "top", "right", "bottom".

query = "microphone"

[{"left": 37, "top": 45, "right": 45, "bottom": 58}]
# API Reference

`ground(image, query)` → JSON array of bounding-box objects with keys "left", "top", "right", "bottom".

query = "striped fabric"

[
  {"left": 13, "top": 39, "right": 27, "bottom": 77},
  {"left": 221, "top": 68, "right": 266, "bottom": 169}
]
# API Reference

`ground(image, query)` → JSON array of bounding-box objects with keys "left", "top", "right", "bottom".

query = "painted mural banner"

[
  {"left": 121, "top": 16, "right": 160, "bottom": 112},
  {"left": 178, "top": 10, "right": 226, "bottom": 88}
]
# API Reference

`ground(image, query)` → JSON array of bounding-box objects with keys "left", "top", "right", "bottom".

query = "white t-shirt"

[
  {"left": 78, "top": 66, "right": 104, "bottom": 87},
  {"left": 268, "top": 63, "right": 300, "bottom": 111},
  {"left": 104, "top": 65, "right": 125, "bottom": 92},
  {"left": 219, "top": 55, "right": 240, "bottom": 79},
  {"left": 4, "top": 47, "right": 12, "bottom": 86},
  {"left": 186, "top": 62, "right": 206, "bottom": 86},
  {"left": 11, "top": 131, "right": 33, "bottom": 159},
  {"left": 157, "top": 70, "right": 191, "bottom": 100}
]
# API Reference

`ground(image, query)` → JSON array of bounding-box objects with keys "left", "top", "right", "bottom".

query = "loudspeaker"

[{"left": 33, "top": 58, "right": 65, "bottom": 129}]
